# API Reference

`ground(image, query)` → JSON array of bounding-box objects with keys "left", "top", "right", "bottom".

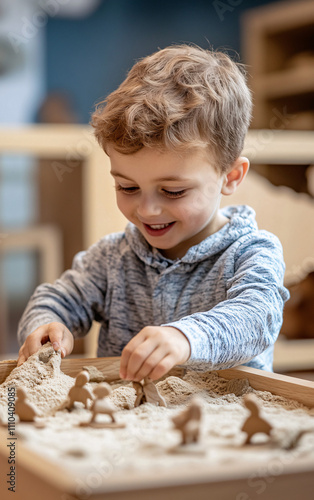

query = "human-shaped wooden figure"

[
  {"left": 90, "top": 383, "right": 116, "bottom": 423},
  {"left": 15, "top": 387, "right": 39, "bottom": 422},
  {"left": 80, "top": 382, "right": 125, "bottom": 428},
  {"left": 172, "top": 396, "right": 202, "bottom": 445},
  {"left": 241, "top": 393, "right": 273, "bottom": 444},
  {"left": 66, "top": 370, "right": 94, "bottom": 410},
  {"left": 133, "top": 377, "right": 167, "bottom": 407}
]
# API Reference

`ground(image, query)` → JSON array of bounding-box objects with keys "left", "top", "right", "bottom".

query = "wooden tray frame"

[{"left": 1, "top": 357, "right": 314, "bottom": 500}]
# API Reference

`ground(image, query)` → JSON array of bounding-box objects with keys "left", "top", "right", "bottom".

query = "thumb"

[
  {"left": 48, "top": 323, "right": 73, "bottom": 358},
  {"left": 59, "top": 330, "right": 74, "bottom": 358}
]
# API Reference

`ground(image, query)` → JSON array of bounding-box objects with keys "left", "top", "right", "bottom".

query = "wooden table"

[{"left": 1, "top": 357, "right": 314, "bottom": 500}]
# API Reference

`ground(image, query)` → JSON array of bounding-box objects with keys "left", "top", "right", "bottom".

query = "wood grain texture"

[
  {"left": 0, "top": 356, "right": 185, "bottom": 385},
  {"left": 0, "top": 359, "right": 17, "bottom": 384},
  {"left": 218, "top": 365, "right": 314, "bottom": 408}
]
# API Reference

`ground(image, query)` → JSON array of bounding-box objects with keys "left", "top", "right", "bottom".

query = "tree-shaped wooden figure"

[
  {"left": 133, "top": 377, "right": 167, "bottom": 407},
  {"left": 66, "top": 370, "right": 94, "bottom": 410},
  {"left": 241, "top": 393, "right": 273, "bottom": 444}
]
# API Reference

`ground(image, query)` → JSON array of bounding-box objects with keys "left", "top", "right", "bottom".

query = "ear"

[{"left": 221, "top": 157, "right": 250, "bottom": 196}]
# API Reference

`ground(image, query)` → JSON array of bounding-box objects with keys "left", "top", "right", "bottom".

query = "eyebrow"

[{"left": 110, "top": 171, "right": 189, "bottom": 182}]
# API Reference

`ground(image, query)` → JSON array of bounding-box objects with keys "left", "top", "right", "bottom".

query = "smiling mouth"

[
  {"left": 143, "top": 221, "right": 175, "bottom": 235},
  {"left": 148, "top": 223, "right": 171, "bottom": 229}
]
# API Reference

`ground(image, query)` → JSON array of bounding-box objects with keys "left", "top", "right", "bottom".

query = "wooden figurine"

[
  {"left": 15, "top": 387, "right": 39, "bottom": 422},
  {"left": 90, "top": 383, "right": 116, "bottom": 423},
  {"left": 132, "top": 377, "right": 167, "bottom": 407},
  {"left": 172, "top": 396, "right": 202, "bottom": 446},
  {"left": 241, "top": 393, "right": 273, "bottom": 444},
  {"left": 66, "top": 370, "right": 94, "bottom": 410},
  {"left": 80, "top": 382, "right": 125, "bottom": 428},
  {"left": 15, "top": 387, "right": 45, "bottom": 427},
  {"left": 132, "top": 381, "right": 145, "bottom": 407}
]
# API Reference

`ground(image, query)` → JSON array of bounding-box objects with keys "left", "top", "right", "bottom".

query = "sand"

[{"left": 1, "top": 343, "right": 314, "bottom": 494}]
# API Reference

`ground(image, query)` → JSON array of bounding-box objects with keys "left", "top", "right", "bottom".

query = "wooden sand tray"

[{"left": 0, "top": 356, "right": 314, "bottom": 500}]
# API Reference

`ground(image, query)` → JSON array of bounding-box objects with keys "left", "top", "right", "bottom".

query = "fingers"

[
  {"left": 120, "top": 326, "right": 176, "bottom": 381},
  {"left": 17, "top": 325, "right": 48, "bottom": 366},
  {"left": 120, "top": 328, "right": 158, "bottom": 379},
  {"left": 17, "top": 322, "right": 74, "bottom": 366},
  {"left": 120, "top": 326, "right": 191, "bottom": 382},
  {"left": 48, "top": 323, "right": 74, "bottom": 358},
  {"left": 133, "top": 349, "right": 175, "bottom": 381},
  {"left": 16, "top": 352, "right": 26, "bottom": 367}
]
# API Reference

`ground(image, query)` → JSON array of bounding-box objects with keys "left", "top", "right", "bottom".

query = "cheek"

[
  {"left": 175, "top": 198, "right": 203, "bottom": 223},
  {"left": 202, "top": 183, "right": 221, "bottom": 202},
  {"left": 186, "top": 190, "right": 215, "bottom": 212},
  {"left": 179, "top": 190, "right": 220, "bottom": 223},
  {"left": 194, "top": 186, "right": 221, "bottom": 212},
  {"left": 116, "top": 195, "right": 132, "bottom": 218}
]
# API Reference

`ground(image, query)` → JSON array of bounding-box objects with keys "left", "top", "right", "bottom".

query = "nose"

[{"left": 136, "top": 193, "right": 162, "bottom": 219}]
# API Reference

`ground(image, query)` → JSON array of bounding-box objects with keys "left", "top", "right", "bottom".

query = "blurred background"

[{"left": 0, "top": 0, "right": 314, "bottom": 374}]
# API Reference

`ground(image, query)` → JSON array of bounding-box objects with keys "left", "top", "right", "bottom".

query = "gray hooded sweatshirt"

[{"left": 18, "top": 205, "right": 289, "bottom": 371}]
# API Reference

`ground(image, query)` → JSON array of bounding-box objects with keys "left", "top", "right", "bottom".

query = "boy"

[{"left": 17, "top": 45, "right": 289, "bottom": 380}]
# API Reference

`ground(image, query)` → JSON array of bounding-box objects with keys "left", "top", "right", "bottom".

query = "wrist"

[{"left": 163, "top": 326, "right": 191, "bottom": 363}]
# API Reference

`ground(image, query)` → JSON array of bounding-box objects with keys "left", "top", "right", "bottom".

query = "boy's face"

[{"left": 109, "top": 146, "right": 228, "bottom": 260}]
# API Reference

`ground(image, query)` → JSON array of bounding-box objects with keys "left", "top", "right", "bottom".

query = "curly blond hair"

[{"left": 91, "top": 44, "right": 252, "bottom": 172}]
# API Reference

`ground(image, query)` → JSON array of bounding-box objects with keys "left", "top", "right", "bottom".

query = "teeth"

[{"left": 149, "top": 223, "right": 170, "bottom": 229}]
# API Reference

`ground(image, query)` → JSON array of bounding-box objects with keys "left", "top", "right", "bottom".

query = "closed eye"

[
  {"left": 115, "top": 185, "right": 139, "bottom": 194},
  {"left": 115, "top": 185, "right": 186, "bottom": 197},
  {"left": 162, "top": 189, "right": 186, "bottom": 198}
]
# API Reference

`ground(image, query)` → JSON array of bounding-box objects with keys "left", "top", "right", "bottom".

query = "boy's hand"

[
  {"left": 119, "top": 326, "right": 191, "bottom": 381},
  {"left": 17, "top": 322, "right": 74, "bottom": 366}
]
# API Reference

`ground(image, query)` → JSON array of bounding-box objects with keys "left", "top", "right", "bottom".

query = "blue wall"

[{"left": 46, "top": 0, "right": 278, "bottom": 123}]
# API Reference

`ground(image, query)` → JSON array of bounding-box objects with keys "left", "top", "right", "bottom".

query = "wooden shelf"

[
  {"left": 243, "top": 0, "right": 314, "bottom": 35},
  {"left": 256, "top": 66, "right": 314, "bottom": 99},
  {"left": 274, "top": 339, "right": 314, "bottom": 373},
  {"left": 242, "top": 0, "right": 314, "bottom": 128},
  {"left": 242, "top": 0, "right": 314, "bottom": 195}
]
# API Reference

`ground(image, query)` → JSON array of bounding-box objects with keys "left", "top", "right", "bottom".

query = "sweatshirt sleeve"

[
  {"left": 17, "top": 241, "right": 108, "bottom": 345},
  {"left": 163, "top": 232, "right": 290, "bottom": 370}
]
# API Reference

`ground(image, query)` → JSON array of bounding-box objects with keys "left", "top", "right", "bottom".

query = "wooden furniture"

[
  {"left": 38, "top": 159, "right": 84, "bottom": 272},
  {"left": 0, "top": 226, "right": 62, "bottom": 285},
  {"left": 242, "top": 0, "right": 314, "bottom": 130},
  {"left": 0, "top": 357, "right": 314, "bottom": 500},
  {"left": 274, "top": 338, "right": 314, "bottom": 374},
  {"left": 0, "top": 226, "right": 62, "bottom": 355},
  {"left": 242, "top": 0, "right": 314, "bottom": 194}
]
